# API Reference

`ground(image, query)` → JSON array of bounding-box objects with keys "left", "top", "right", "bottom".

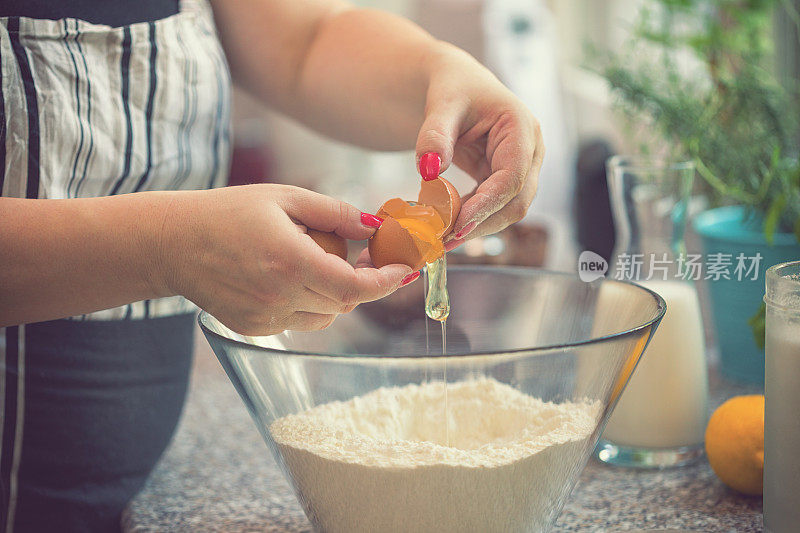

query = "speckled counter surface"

[{"left": 123, "top": 326, "right": 764, "bottom": 532}]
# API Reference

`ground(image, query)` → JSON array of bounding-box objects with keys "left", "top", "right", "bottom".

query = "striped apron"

[{"left": 1, "top": 1, "right": 231, "bottom": 530}]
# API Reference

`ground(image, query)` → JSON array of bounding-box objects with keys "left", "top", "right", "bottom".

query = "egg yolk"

[{"left": 381, "top": 199, "right": 446, "bottom": 264}]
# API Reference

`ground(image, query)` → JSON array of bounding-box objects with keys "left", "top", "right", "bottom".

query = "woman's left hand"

[{"left": 414, "top": 46, "right": 545, "bottom": 250}]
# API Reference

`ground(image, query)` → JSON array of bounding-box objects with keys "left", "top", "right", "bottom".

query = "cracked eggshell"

[
  {"left": 368, "top": 217, "right": 429, "bottom": 270},
  {"left": 368, "top": 177, "right": 461, "bottom": 270},
  {"left": 418, "top": 176, "right": 462, "bottom": 237}
]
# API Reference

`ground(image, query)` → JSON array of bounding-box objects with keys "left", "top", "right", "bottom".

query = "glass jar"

[
  {"left": 595, "top": 156, "right": 709, "bottom": 468},
  {"left": 764, "top": 260, "right": 800, "bottom": 533}
]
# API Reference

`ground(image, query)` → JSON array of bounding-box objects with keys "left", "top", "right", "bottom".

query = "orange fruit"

[{"left": 705, "top": 395, "right": 764, "bottom": 495}]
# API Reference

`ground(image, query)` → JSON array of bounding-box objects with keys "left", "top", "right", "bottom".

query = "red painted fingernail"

[
  {"left": 419, "top": 152, "right": 441, "bottom": 181},
  {"left": 444, "top": 238, "right": 465, "bottom": 252},
  {"left": 360, "top": 212, "right": 383, "bottom": 228},
  {"left": 400, "top": 271, "right": 421, "bottom": 286},
  {"left": 455, "top": 221, "right": 476, "bottom": 239}
]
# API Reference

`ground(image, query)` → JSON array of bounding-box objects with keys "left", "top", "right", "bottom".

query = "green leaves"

[
  {"left": 596, "top": 0, "right": 800, "bottom": 352},
  {"left": 596, "top": 0, "right": 800, "bottom": 245},
  {"left": 763, "top": 194, "right": 786, "bottom": 244}
]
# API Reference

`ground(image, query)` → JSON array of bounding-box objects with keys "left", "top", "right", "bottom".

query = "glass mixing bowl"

[{"left": 199, "top": 266, "right": 666, "bottom": 533}]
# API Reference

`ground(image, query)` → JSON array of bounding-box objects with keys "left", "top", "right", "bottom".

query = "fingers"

[
  {"left": 301, "top": 288, "right": 353, "bottom": 315},
  {"left": 415, "top": 88, "right": 470, "bottom": 180},
  {"left": 236, "top": 284, "right": 381, "bottom": 335},
  {"left": 278, "top": 186, "right": 381, "bottom": 240},
  {"left": 296, "top": 235, "right": 412, "bottom": 305},
  {"left": 452, "top": 141, "right": 492, "bottom": 183},
  {"left": 285, "top": 311, "right": 337, "bottom": 332},
  {"left": 461, "top": 202, "right": 522, "bottom": 242},
  {"left": 450, "top": 113, "right": 543, "bottom": 238},
  {"left": 321, "top": 263, "right": 413, "bottom": 305},
  {"left": 467, "top": 152, "right": 542, "bottom": 239},
  {"left": 353, "top": 247, "right": 373, "bottom": 269},
  {"left": 220, "top": 310, "right": 337, "bottom": 336},
  {"left": 221, "top": 291, "right": 358, "bottom": 336}
]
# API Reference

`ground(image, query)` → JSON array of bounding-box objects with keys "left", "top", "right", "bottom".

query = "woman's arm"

[
  {"left": 211, "top": 0, "right": 434, "bottom": 150},
  {"left": 0, "top": 193, "right": 172, "bottom": 325},
  {"left": 0, "top": 186, "right": 411, "bottom": 332},
  {"left": 211, "top": 0, "right": 544, "bottom": 244}
]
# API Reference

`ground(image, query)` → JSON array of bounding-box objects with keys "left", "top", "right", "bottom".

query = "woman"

[{"left": 0, "top": 0, "right": 544, "bottom": 530}]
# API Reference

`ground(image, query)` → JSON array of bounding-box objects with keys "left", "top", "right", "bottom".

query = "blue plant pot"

[{"left": 693, "top": 206, "right": 800, "bottom": 384}]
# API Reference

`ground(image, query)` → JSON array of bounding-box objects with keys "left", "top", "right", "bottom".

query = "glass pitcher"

[{"left": 595, "top": 156, "right": 709, "bottom": 468}]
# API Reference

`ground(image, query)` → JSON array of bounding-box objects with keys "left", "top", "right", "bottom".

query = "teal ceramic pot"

[{"left": 693, "top": 206, "right": 800, "bottom": 384}]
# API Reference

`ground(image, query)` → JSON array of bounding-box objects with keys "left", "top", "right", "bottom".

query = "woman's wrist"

[
  {"left": 423, "top": 41, "right": 492, "bottom": 86},
  {"left": 138, "top": 190, "right": 190, "bottom": 301}
]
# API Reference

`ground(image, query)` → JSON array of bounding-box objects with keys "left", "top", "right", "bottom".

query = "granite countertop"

[{"left": 123, "top": 326, "right": 764, "bottom": 532}]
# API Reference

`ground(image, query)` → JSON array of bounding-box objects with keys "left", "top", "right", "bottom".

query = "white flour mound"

[{"left": 270, "top": 379, "right": 600, "bottom": 533}]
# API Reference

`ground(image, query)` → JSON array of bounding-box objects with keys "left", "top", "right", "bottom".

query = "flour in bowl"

[{"left": 270, "top": 378, "right": 600, "bottom": 533}]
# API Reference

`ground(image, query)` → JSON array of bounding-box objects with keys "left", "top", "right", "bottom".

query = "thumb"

[
  {"left": 415, "top": 94, "right": 468, "bottom": 181},
  {"left": 278, "top": 186, "right": 379, "bottom": 241}
]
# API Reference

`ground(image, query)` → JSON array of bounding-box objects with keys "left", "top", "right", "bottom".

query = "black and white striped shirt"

[{"left": 0, "top": 0, "right": 232, "bottom": 321}]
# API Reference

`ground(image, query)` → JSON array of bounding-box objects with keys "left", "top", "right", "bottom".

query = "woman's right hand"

[{"left": 157, "top": 184, "right": 414, "bottom": 336}]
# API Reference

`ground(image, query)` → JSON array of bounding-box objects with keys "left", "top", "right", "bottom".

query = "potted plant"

[{"left": 595, "top": 0, "right": 800, "bottom": 384}]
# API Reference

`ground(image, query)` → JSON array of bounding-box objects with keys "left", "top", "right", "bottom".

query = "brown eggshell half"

[
  {"left": 376, "top": 197, "right": 408, "bottom": 221},
  {"left": 307, "top": 229, "right": 348, "bottom": 261},
  {"left": 368, "top": 217, "right": 429, "bottom": 271},
  {"left": 418, "top": 176, "right": 461, "bottom": 237}
]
